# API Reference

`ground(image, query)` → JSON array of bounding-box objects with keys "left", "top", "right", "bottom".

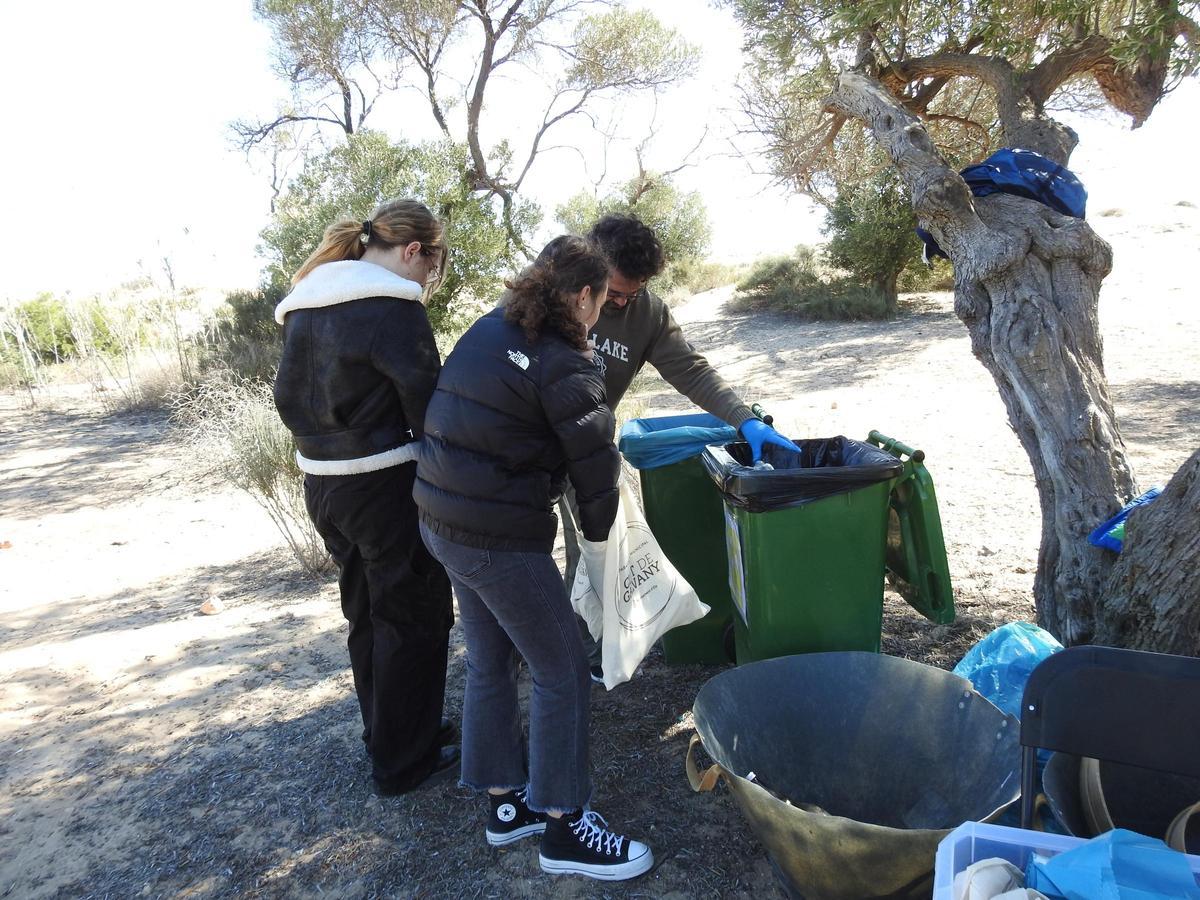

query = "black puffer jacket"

[
  {"left": 273, "top": 260, "right": 440, "bottom": 475},
  {"left": 415, "top": 307, "right": 619, "bottom": 553}
]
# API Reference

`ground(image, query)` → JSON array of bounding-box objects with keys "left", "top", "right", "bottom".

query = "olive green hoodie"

[{"left": 589, "top": 288, "right": 754, "bottom": 427}]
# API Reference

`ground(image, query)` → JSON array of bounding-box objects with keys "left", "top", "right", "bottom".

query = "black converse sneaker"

[
  {"left": 486, "top": 787, "right": 547, "bottom": 846},
  {"left": 538, "top": 809, "right": 653, "bottom": 880}
]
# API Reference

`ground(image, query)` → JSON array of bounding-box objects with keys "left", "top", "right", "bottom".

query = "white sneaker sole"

[
  {"left": 486, "top": 822, "right": 547, "bottom": 846},
  {"left": 538, "top": 846, "right": 653, "bottom": 880}
]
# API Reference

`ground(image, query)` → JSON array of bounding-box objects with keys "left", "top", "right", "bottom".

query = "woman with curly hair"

[{"left": 414, "top": 235, "right": 654, "bottom": 881}]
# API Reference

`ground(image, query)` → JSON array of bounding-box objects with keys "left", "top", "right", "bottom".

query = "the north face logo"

[{"left": 507, "top": 350, "right": 530, "bottom": 370}]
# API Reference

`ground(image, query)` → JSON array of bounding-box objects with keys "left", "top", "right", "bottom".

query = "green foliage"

[
  {"left": 898, "top": 260, "right": 956, "bottom": 293},
  {"left": 260, "top": 131, "right": 538, "bottom": 333},
  {"left": 732, "top": 0, "right": 1198, "bottom": 79},
  {"left": 555, "top": 174, "right": 711, "bottom": 293},
  {"left": 730, "top": 0, "right": 1198, "bottom": 202},
  {"left": 256, "top": 0, "right": 366, "bottom": 84},
  {"left": 568, "top": 7, "right": 698, "bottom": 91},
  {"left": 823, "top": 169, "right": 924, "bottom": 312},
  {"left": 664, "top": 258, "right": 747, "bottom": 298},
  {"left": 18, "top": 295, "right": 74, "bottom": 363},
  {"left": 7, "top": 294, "right": 120, "bottom": 364},
  {"left": 224, "top": 285, "right": 285, "bottom": 344},
  {"left": 732, "top": 247, "right": 890, "bottom": 320},
  {"left": 245, "top": 1, "right": 700, "bottom": 270},
  {"left": 201, "top": 284, "right": 287, "bottom": 383}
]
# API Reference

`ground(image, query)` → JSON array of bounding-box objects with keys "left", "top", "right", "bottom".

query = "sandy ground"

[{"left": 1, "top": 202, "right": 1197, "bottom": 899}]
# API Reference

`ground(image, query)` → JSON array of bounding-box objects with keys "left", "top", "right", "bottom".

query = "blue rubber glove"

[{"left": 739, "top": 418, "right": 795, "bottom": 463}]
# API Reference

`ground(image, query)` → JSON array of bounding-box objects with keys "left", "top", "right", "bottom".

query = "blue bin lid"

[{"left": 619, "top": 413, "right": 737, "bottom": 470}]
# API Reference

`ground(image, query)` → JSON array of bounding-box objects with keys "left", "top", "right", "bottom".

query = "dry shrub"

[
  {"left": 1, "top": 287, "right": 205, "bottom": 414},
  {"left": 732, "top": 252, "right": 891, "bottom": 320},
  {"left": 173, "top": 371, "right": 332, "bottom": 577}
]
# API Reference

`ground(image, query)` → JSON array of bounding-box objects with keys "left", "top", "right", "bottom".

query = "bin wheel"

[{"left": 723, "top": 620, "right": 737, "bottom": 664}]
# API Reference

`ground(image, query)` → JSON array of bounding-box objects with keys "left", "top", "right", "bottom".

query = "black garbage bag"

[
  {"left": 688, "top": 653, "right": 1021, "bottom": 900},
  {"left": 701, "top": 436, "right": 903, "bottom": 512}
]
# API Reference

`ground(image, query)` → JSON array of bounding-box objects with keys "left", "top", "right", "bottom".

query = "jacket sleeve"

[
  {"left": 542, "top": 355, "right": 620, "bottom": 541},
  {"left": 369, "top": 301, "right": 442, "bottom": 439},
  {"left": 643, "top": 295, "right": 755, "bottom": 428}
]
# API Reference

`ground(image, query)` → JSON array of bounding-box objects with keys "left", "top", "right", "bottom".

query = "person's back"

[
  {"left": 416, "top": 306, "right": 617, "bottom": 552},
  {"left": 274, "top": 261, "right": 441, "bottom": 469},
  {"left": 270, "top": 198, "right": 459, "bottom": 798},
  {"left": 415, "top": 235, "right": 654, "bottom": 883}
]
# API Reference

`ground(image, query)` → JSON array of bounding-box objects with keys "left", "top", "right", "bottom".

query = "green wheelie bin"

[
  {"left": 700, "top": 433, "right": 954, "bottom": 663},
  {"left": 619, "top": 413, "right": 739, "bottom": 664}
]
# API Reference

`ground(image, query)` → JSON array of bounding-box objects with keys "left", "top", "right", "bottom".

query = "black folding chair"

[{"left": 1019, "top": 644, "right": 1200, "bottom": 828}]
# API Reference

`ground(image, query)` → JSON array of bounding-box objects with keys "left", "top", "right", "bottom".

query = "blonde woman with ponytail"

[{"left": 273, "top": 198, "right": 459, "bottom": 795}]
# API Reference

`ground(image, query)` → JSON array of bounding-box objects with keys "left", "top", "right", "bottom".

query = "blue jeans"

[{"left": 420, "top": 523, "right": 592, "bottom": 814}]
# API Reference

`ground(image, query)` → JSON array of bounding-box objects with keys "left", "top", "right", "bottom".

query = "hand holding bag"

[{"left": 570, "top": 474, "right": 709, "bottom": 689}]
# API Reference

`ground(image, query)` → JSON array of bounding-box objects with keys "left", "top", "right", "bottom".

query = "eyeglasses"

[
  {"left": 420, "top": 247, "right": 444, "bottom": 282},
  {"left": 606, "top": 285, "right": 643, "bottom": 304}
]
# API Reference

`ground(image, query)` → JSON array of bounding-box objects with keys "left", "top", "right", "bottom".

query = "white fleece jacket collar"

[{"left": 274, "top": 260, "right": 424, "bottom": 324}]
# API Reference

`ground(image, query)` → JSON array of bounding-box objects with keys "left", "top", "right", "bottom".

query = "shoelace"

[
  {"left": 570, "top": 810, "right": 626, "bottom": 856},
  {"left": 515, "top": 786, "right": 531, "bottom": 807}
]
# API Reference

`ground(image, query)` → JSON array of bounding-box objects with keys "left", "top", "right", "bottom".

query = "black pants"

[{"left": 304, "top": 463, "right": 453, "bottom": 791}]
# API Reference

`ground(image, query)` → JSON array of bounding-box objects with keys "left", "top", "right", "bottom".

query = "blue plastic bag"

[
  {"left": 1027, "top": 829, "right": 1200, "bottom": 899},
  {"left": 953, "top": 622, "right": 1063, "bottom": 720},
  {"left": 917, "top": 148, "right": 1087, "bottom": 261},
  {"left": 961, "top": 148, "right": 1087, "bottom": 219},
  {"left": 1087, "top": 486, "right": 1163, "bottom": 552},
  {"left": 618, "top": 413, "right": 737, "bottom": 470}
]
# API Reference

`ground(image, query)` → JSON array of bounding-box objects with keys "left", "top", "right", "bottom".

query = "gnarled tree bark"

[
  {"left": 825, "top": 72, "right": 1198, "bottom": 652},
  {"left": 1095, "top": 447, "right": 1200, "bottom": 653}
]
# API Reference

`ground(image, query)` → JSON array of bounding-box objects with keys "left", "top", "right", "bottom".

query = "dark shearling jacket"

[
  {"left": 415, "top": 307, "right": 619, "bottom": 553},
  {"left": 272, "top": 260, "right": 440, "bottom": 475}
]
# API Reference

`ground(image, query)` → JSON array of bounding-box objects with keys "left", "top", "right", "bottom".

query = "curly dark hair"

[
  {"left": 587, "top": 214, "right": 664, "bottom": 281},
  {"left": 504, "top": 235, "right": 610, "bottom": 350}
]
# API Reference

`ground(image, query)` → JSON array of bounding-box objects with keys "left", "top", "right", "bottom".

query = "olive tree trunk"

[
  {"left": 826, "top": 71, "right": 1199, "bottom": 653},
  {"left": 1095, "top": 447, "right": 1200, "bottom": 653},
  {"left": 873, "top": 269, "right": 901, "bottom": 316}
]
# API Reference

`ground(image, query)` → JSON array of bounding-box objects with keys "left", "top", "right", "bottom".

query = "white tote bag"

[{"left": 570, "top": 474, "right": 710, "bottom": 689}]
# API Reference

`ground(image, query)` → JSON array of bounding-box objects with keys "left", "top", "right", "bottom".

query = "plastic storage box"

[{"left": 933, "top": 821, "right": 1200, "bottom": 900}]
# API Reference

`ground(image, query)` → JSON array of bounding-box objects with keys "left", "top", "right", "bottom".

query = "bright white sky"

[{"left": 1, "top": 1, "right": 1197, "bottom": 300}]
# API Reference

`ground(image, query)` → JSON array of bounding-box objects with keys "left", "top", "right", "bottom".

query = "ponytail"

[
  {"left": 292, "top": 220, "right": 367, "bottom": 284},
  {"left": 292, "top": 198, "right": 445, "bottom": 285}
]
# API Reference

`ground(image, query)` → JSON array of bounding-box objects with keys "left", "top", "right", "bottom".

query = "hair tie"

[{"left": 360, "top": 220, "right": 372, "bottom": 244}]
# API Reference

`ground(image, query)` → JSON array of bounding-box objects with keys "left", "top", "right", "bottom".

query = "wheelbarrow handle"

[
  {"left": 868, "top": 430, "right": 925, "bottom": 463},
  {"left": 750, "top": 403, "right": 774, "bottom": 427}
]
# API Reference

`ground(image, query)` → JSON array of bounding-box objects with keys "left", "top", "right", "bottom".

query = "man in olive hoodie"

[{"left": 564, "top": 214, "right": 793, "bottom": 678}]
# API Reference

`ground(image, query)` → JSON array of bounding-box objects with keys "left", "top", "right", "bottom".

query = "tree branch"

[
  {"left": 924, "top": 112, "right": 991, "bottom": 144},
  {"left": 232, "top": 113, "right": 349, "bottom": 150},
  {"left": 904, "top": 35, "right": 985, "bottom": 113},
  {"left": 465, "top": 10, "right": 499, "bottom": 190},
  {"left": 512, "top": 87, "right": 594, "bottom": 190},
  {"left": 1025, "top": 34, "right": 1113, "bottom": 110},
  {"left": 884, "top": 52, "right": 1023, "bottom": 136},
  {"left": 824, "top": 70, "right": 1018, "bottom": 281}
]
